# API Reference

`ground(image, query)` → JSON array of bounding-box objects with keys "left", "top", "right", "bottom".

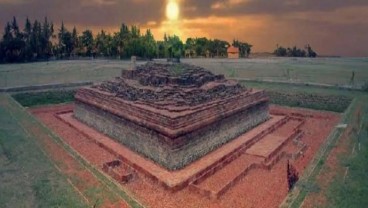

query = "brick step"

[
  {"left": 270, "top": 118, "right": 304, "bottom": 137},
  {"left": 289, "top": 133, "right": 308, "bottom": 160},
  {"left": 102, "top": 160, "right": 134, "bottom": 183},
  {"left": 192, "top": 119, "right": 305, "bottom": 199},
  {"left": 262, "top": 131, "right": 306, "bottom": 168},
  {"left": 264, "top": 129, "right": 304, "bottom": 163},
  {"left": 190, "top": 154, "right": 262, "bottom": 199},
  {"left": 190, "top": 116, "right": 290, "bottom": 186}
]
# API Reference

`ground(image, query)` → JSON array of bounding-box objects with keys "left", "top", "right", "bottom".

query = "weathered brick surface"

[
  {"left": 74, "top": 102, "right": 269, "bottom": 170},
  {"left": 58, "top": 112, "right": 285, "bottom": 190},
  {"left": 74, "top": 62, "right": 270, "bottom": 170}
]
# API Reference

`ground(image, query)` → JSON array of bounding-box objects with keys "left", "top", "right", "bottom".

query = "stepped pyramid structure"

[{"left": 74, "top": 62, "right": 269, "bottom": 170}]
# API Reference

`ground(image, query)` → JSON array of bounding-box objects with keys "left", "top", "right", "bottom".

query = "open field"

[
  {"left": 1, "top": 58, "right": 368, "bottom": 89},
  {"left": 183, "top": 58, "right": 368, "bottom": 88},
  {"left": 0, "top": 60, "right": 141, "bottom": 88}
]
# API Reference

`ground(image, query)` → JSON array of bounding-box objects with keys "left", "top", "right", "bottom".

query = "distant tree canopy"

[
  {"left": 184, "top": 37, "right": 230, "bottom": 58},
  {"left": 0, "top": 17, "right": 254, "bottom": 63},
  {"left": 274, "top": 44, "right": 317, "bottom": 58},
  {"left": 232, "top": 40, "right": 252, "bottom": 58},
  {"left": 0, "top": 17, "right": 53, "bottom": 63}
]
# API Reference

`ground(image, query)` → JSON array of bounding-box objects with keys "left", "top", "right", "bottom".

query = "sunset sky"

[{"left": 1, "top": 0, "right": 368, "bottom": 56}]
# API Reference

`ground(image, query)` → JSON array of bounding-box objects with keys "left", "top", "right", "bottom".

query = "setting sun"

[{"left": 166, "top": 0, "right": 179, "bottom": 21}]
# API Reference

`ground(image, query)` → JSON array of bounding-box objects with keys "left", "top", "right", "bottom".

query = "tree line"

[
  {"left": 274, "top": 44, "right": 317, "bottom": 58},
  {"left": 0, "top": 17, "right": 253, "bottom": 63}
]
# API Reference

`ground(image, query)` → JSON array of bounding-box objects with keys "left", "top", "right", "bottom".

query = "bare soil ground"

[{"left": 30, "top": 104, "right": 340, "bottom": 208}]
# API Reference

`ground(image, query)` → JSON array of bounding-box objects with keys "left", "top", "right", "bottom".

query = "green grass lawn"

[
  {"left": 12, "top": 90, "right": 76, "bottom": 107},
  {"left": 183, "top": 57, "right": 368, "bottom": 88},
  {"left": 241, "top": 80, "right": 356, "bottom": 112},
  {"left": 1, "top": 58, "right": 368, "bottom": 89},
  {"left": 324, "top": 96, "right": 368, "bottom": 208},
  {"left": 0, "top": 94, "right": 87, "bottom": 208},
  {"left": 0, "top": 59, "right": 141, "bottom": 88},
  {"left": 328, "top": 133, "right": 368, "bottom": 207}
]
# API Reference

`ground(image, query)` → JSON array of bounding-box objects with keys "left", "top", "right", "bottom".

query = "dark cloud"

[
  {"left": 182, "top": 0, "right": 368, "bottom": 17},
  {"left": 0, "top": 0, "right": 165, "bottom": 29}
]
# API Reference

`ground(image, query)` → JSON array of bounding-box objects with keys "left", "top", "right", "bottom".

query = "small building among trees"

[{"left": 227, "top": 46, "right": 239, "bottom": 59}]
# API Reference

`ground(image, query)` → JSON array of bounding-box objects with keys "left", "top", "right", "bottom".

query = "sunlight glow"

[{"left": 166, "top": 0, "right": 179, "bottom": 21}]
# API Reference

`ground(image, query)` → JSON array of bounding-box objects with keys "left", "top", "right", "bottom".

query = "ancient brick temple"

[{"left": 74, "top": 62, "right": 270, "bottom": 170}]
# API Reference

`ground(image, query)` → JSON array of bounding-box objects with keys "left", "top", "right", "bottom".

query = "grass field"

[
  {"left": 1, "top": 57, "right": 368, "bottom": 89},
  {"left": 12, "top": 90, "right": 76, "bottom": 107},
  {"left": 0, "top": 59, "right": 140, "bottom": 88},
  {"left": 0, "top": 94, "right": 87, "bottom": 208},
  {"left": 183, "top": 58, "right": 368, "bottom": 88},
  {"left": 324, "top": 97, "right": 368, "bottom": 207}
]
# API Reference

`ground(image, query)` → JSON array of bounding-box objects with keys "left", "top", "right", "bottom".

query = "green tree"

[
  {"left": 110, "top": 32, "right": 120, "bottom": 57},
  {"left": 80, "top": 30, "right": 94, "bottom": 57},
  {"left": 1, "top": 17, "right": 26, "bottom": 62},
  {"left": 96, "top": 30, "right": 113, "bottom": 57},
  {"left": 142, "top": 29, "right": 157, "bottom": 59},
  {"left": 40, "top": 17, "right": 54, "bottom": 59},
  {"left": 184, "top": 38, "right": 195, "bottom": 57},
  {"left": 274, "top": 45, "right": 287, "bottom": 57},
  {"left": 233, "top": 40, "right": 252, "bottom": 58},
  {"left": 213, "top": 39, "right": 229, "bottom": 57},
  {"left": 63, "top": 31, "right": 74, "bottom": 57},
  {"left": 125, "top": 25, "right": 142, "bottom": 57},
  {"left": 30, "top": 20, "right": 42, "bottom": 59},
  {"left": 71, "top": 26, "right": 79, "bottom": 56},
  {"left": 275, "top": 44, "right": 315, "bottom": 58},
  {"left": 194, "top": 37, "right": 208, "bottom": 57},
  {"left": 305, "top": 44, "right": 317, "bottom": 58},
  {"left": 157, "top": 41, "right": 166, "bottom": 58},
  {"left": 23, "top": 17, "right": 33, "bottom": 61},
  {"left": 57, "top": 21, "right": 67, "bottom": 57},
  {"left": 165, "top": 35, "right": 183, "bottom": 58},
  {"left": 287, "top": 46, "right": 306, "bottom": 57},
  {"left": 114, "top": 23, "right": 130, "bottom": 58}
]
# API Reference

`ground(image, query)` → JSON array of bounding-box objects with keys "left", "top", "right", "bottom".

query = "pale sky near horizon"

[{"left": 1, "top": 0, "right": 368, "bottom": 57}]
